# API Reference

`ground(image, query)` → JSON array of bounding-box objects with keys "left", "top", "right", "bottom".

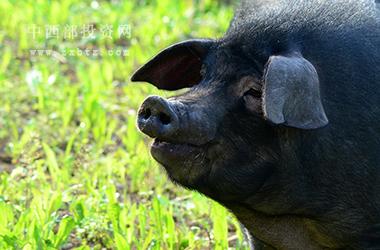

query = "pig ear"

[
  {"left": 131, "top": 39, "right": 214, "bottom": 90},
  {"left": 262, "top": 54, "right": 329, "bottom": 129}
]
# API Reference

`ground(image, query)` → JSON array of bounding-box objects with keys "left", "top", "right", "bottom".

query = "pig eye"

[{"left": 244, "top": 88, "right": 262, "bottom": 98}]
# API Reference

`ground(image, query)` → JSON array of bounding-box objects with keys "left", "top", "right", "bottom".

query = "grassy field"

[{"left": 0, "top": 0, "right": 251, "bottom": 249}]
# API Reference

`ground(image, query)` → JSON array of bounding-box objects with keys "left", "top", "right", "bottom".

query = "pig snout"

[{"left": 137, "top": 95, "right": 179, "bottom": 138}]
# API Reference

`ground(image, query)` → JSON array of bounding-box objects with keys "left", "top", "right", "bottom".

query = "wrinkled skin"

[{"left": 132, "top": 0, "right": 380, "bottom": 249}]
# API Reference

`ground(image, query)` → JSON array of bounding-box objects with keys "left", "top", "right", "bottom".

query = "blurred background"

[{"left": 0, "top": 0, "right": 250, "bottom": 249}]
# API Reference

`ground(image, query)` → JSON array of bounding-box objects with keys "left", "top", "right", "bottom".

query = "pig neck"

[{"left": 226, "top": 203, "right": 340, "bottom": 249}]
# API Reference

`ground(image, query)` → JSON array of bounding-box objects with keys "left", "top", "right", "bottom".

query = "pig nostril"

[
  {"left": 142, "top": 108, "right": 151, "bottom": 119},
  {"left": 159, "top": 112, "right": 171, "bottom": 125}
]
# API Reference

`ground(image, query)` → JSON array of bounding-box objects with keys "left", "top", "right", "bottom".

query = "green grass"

[{"left": 0, "top": 0, "right": 250, "bottom": 249}]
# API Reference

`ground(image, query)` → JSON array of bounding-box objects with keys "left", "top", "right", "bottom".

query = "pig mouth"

[
  {"left": 150, "top": 138, "right": 212, "bottom": 187},
  {"left": 150, "top": 138, "right": 205, "bottom": 165}
]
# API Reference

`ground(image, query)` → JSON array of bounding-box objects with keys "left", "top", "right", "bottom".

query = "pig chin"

[{"left": 150, "top": 138, "right": 210, "bottom": 186}]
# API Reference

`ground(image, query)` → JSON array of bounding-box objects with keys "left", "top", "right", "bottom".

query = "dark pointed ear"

[
  {"left": 131, "top": 39, "right": 214, "bottom": 90},
  {"left": 262, "top": 53, "right": 329, "bottom": 129}
]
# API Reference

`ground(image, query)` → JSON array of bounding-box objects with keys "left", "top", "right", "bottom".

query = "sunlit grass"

[{"left": 0, "top": 0, "right": 250, "bottom": 249}]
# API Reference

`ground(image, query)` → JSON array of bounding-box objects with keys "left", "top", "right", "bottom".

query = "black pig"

[{"left": 131, "top": 0, "right": 380, "bottom": 249}]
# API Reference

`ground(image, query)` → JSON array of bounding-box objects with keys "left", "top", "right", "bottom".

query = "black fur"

[{"left": 133, "top": 0, "right": 380, "bottom": 248}]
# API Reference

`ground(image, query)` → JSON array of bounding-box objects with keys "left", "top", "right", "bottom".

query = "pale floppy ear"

[
  {"left": 131, "top": 39, "right": 214, "bottom": 90},
  {"left": 262, "top": 54, "right": 329, "bottom": 129}
]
